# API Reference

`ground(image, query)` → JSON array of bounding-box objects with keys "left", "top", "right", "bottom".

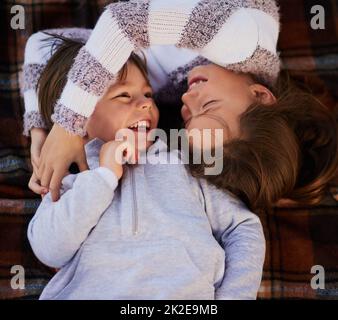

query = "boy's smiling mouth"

[{"left": 128, "top": 119, "right": 151, "bottom": 132}]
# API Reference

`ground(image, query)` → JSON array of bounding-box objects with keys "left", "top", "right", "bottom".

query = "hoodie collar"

[{"left": 84, "top": 138, "right": 105, "bottom": 170}]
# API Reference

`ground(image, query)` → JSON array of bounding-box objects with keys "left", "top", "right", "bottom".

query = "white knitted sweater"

[{"left": 21, "top": 0, "right": 280, "bottom": 136}]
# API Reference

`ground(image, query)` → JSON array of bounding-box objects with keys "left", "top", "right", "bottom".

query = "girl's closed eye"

[{"left": 202, "top": 100, "right": 218, "bottom": 110}]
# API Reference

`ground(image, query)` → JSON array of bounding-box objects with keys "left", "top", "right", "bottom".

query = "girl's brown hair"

[
  {"left": 37, "top": 33, "right": 149, "bottom": 130},
  {"left": 189, "top": 72, "right": 338, "bottom": 212}
]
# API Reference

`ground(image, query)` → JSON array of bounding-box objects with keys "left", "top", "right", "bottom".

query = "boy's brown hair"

[
  {"left": 189, "top": 72, "right": 338, "bottom": 212},
  {"left": 37, "top": 33, "right": 149, "bottom": 130}
]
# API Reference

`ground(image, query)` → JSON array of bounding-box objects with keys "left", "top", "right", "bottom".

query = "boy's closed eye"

[{"left": 114, "top": 92, "right": 131, "bottom": 99}]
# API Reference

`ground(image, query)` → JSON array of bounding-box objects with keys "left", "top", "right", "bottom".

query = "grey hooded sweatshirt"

[{"left": 28, "top": 138, "right": 265, "bottom": 300}]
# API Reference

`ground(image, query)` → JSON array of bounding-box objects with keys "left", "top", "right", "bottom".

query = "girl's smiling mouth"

[{"left": 188, "top": 76, "right": 208, "bottom": 92}]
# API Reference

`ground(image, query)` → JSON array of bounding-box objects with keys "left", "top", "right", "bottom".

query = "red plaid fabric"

[{"left": 0, "top": 0, "right": 337, "bottom": 299}]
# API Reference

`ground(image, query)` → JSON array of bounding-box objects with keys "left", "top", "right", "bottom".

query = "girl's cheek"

[{"left": 180, "top": 105, "right": 191, "bottom": 123}]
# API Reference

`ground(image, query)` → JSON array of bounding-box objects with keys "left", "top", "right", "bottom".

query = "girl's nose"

[{"left": 181, "top": 90, "right": 200, "bottom": 116}]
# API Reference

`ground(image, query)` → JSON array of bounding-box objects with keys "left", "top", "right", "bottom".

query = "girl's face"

[
  {"left": 86, "top": 62, "right": 159, "bottom": 150},
  {"left": 181, "top": 64, "right": 275, "bottom": 148}
]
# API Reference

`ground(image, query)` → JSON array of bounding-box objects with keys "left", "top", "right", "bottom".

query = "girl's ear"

[{"left": 249, "top": 84, "right": 276, "bottom": 105}]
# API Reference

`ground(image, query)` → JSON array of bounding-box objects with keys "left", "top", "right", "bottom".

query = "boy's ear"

[{"left": 249, "top": 84, "right": 276, "bottom": 105}]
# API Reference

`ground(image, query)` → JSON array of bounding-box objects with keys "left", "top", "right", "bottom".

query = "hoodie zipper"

[{"left": 130, "top": 168, "right": 138, "bottom": 235}]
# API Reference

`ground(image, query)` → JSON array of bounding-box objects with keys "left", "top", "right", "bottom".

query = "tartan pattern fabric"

[
  {"left": 279, "top": 0, "right": 338, "bottom": 110},
  {"left": 258, "top": 195, "right": 338, "bottom": 299},
  {"left": 0, "top": 0, "right": 337, "bottom": 299}
]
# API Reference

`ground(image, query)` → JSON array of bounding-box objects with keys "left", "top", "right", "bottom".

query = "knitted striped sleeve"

[
  {"left": 20, "top": 28, "right": 198, "bottom": 136},
  {"left": 20, "top": 27, "right": 199, "bottom": 136},
  {"left": 24, "top": 0, "right": 280, "bottom": 137},
  {"left": 21, "top": 28, "right": 92, "bottom": 136}
]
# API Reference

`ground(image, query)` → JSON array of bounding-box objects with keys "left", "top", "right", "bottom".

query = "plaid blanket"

[{"left": 0, "top": 0, "right": 337, "bottom": 300}]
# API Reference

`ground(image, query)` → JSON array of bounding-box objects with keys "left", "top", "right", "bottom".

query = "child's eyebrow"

[
  {"left": 105, "top": 81, "right": 152, "bottom": 94},
  {"left": 143, "top": 84, "right": 153, "bottom": 91},
  {"left": 105, "top": 82, "right": 126, "bottom": 94},
  {"left": 120, "top": 81, "right": 152, "bottom": 90}
]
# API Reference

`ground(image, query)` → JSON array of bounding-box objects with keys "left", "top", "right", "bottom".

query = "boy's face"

[{"left": 86, "top": 62, "right": 159, "bottom": 150}]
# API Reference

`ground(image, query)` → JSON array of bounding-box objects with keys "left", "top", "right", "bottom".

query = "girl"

[{"left": 27, "top": 36, "right": 266, "bottom": 299}]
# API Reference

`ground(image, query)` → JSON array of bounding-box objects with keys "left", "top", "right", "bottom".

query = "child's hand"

[
  {"left": 29, "top": 128, "right": 49, "bottom": 196},
  {"left": 28, "top": 171, "right": 48, "bottom": 196},
  {"left": 37, "top": 123, "right": 89, "bottom": 202},
  {"left": 99, "top": 140, "right": 138, "bottom": 180},
  {"left": 30, "top": 128, "right": 48, "bottom": 174}
]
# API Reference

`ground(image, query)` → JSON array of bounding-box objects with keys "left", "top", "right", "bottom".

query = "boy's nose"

[{"left": 136, "top": 97, "right": 152, "bottom": 110}]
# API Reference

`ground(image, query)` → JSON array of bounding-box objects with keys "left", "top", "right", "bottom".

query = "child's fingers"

[
  {"left": 49, "top": 172, "right": 61, "bottom": 202},
  {"left": 40, "top": 166, "right": 53, "bottom": 189},
  {"left": 28, "top": 178, "right": 44, "bottom": 195},
  {"left": 118, "top": 140, "right": 139, "bottom": 164},
  {"left": 76, "top": 154, "right": 89, "bottom": 172},
  {"left": 28, "top": 173, "right": 48, "bottom": 195},
  {"left": 49, "top": 165, "right": 68, "bottom": 202},
  {"left": 113, "top": 141, "right": 130, "bottom": 164},
  {"left": 121, "top": 141, "right": 137, "bottom": 164},
  {"left": 36, "top": 161, "right": 45, "bottom": 181}
]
